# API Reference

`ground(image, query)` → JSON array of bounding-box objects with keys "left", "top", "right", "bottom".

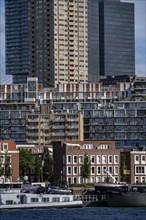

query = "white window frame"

[
  {"left": 91, "top": 166, "right": 95, "bottom": 175},
  {"left": 102, "top": 155, "right": 107, "bottom": 164},
  {"left": 97, "top": 155, "right": 101, "bottom": 164},
  {"left": 108, "top": 155, "right": 112, "bottom": 164},
  {"left": 141, "top": 155, "right": 146, "bottom": 164},
  {"left": 79, "top": 155, "right": 83, "bottom": 164},
  {"left": 67, "top": 155, "right": 72, "bottom": 164},
  {"left": 114, "top": 155, "right": 119, "bottom": 164},
  {"left": 67, "top": 166, "right": 72, "bottom": 175},
  {"left": 114, "top": 166, "right": 119, "bottom": 175},
  {"left": 108, "top": 166, "right": 113, "bottom": 174},
  {"left": 73, "top": 155, "right": 78, "bottom": 164},
  {"left": 102, "top": 166, "right": 107, "bottom": 175},
  {"left": 134, "top": 155, "right": 139, "bottom": 164},
  {"left": 97, "top": 166, "right": 101, "bottom": 175},
  {"left": 141, "top": 176, "right": 146, "bottom": 183},
  {"left": 91, "top": 155, "right": 95, "bottom": 164},
  {"left": 73, "top": 166, "right": 78, "bottom": 175}
]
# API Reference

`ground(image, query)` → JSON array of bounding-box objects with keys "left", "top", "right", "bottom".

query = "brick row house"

[
  {"left": 53, "top": 141, "right": 146, "bottom": 185},
  {"left": 53, "top": 141, "right": 121, "bottom": 185},
  {"left": 0, "top": 141, "right": 19, "bottom": 183}
]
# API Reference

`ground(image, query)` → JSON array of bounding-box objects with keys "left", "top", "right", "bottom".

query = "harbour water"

[{"left": 0, "top": 207, "right": 146, "bottom": 220}]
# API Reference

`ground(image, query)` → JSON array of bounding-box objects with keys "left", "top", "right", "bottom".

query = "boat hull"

[
  {"left": 0, "top": 200, "right": 83, "bottom": 209},
  {"left": 107, "top": 192, "right": 146, "bottom": 207}
]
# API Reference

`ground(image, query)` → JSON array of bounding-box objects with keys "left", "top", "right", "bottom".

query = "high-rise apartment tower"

[
  {"left": 5, "top": 0, "right": 135, "bottom": 86},
  {"left": 5, "top": 0, "right": 88, "bottom": 87}
]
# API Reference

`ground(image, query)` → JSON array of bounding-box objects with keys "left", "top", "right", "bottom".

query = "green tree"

[
  {"left": 34, "top": 155, "right": 42, "bottom": 182},
  {"left": 0, "top": 156, "right": 4, "bottom": 178},
  {"left": 4, "top": 155, "right": 12, "bottom": 181},
  {"left": 19, "top": 149, "right": 35, "bottom": 182},
  {"left": 81, "top": 154, "right": 91, "bottom": 183},
  {"left": 43, "top": 148, "right": 53, "bottom": 183}
]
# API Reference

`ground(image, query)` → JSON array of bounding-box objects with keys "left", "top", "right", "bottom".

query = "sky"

[{"left": 0, "top": 0, "right": 146, "bottom": 82}]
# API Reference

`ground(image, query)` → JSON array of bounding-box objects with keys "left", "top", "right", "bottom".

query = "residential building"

[
  {"left": 53, "top": 140, "right": 121, "bottom": 185},
  {"left": 5, "top": 0, "right": 88, "bottom": 87},
  {"left": 0, "top": 77, "right": 146, "bottom": 147},
  {"left": 130, "top": 149, "right": 146, "bottom": 184},
  {"left": 0, "top": 140, "right": 19, "bottom": 183},
  {"left": 5, "top": 0, "right": 135, "bottom": 86},
  {"left": 26, "top": 113, "right": 84, "bottom": 146}
]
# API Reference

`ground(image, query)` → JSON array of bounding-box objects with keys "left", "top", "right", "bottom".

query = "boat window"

[
  {"left": 62, "top": 197, "right": 70, "bottom": 202},
  {"left": 31, "top": 198, "right": 39, "bottom": 203},
  {"left": 6, "top": 200, "right": 13, "bottom": 205},
  {"left": 42, "top": 198, "right": 49, "bottom": 202},
  {"left": 52, "top": 197, "right": 60, "bottom": 202}
]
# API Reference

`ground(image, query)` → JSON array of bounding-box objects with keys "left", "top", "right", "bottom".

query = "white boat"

[
  {"left": 47, "top": 186, "right": 72, "bottom": 195},
  {"left": 0, "top": 192, "right": 83, "bottom": 209}
]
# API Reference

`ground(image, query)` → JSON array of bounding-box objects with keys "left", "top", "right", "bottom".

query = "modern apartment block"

[
  {"left": 5, "top": 0, "right": 135, "bottom": 86},
  {"left": 26, "top": 113, "right": 84, "bottom": 145},
  {"left": 0, "top": 76, "right": 146, "bottom": 147},
  {"left": 53, "top": 140, "right": 121, "bottom": 184}
]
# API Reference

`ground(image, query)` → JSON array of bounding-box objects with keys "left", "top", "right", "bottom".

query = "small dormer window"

[
  {"left": 2, "top": 143, "right": 8, "bottom": 153},
  {"left": 1, "top": 143, "right": 8, "bottom": 153}
]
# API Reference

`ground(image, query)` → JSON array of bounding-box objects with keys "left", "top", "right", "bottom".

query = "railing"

[{"left": 73, "top": 194, "right": 106, "bottom": 202}]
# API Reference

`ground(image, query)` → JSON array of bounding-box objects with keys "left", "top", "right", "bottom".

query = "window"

[
  {"left": 67, "top": 155, "right": 71, "bottom": 164},
  {"left": 3, "top": 143, "right": 8, "bottom": 152},
  {"left": 134, "top": 155, "right": 139, "bottom": 164},
  {"left": 114, "top": 155, "right": 119, "bottom": 164},
  {"left": 31, "top": 198, "right": 38, "bottom": 203},
  {"left": 141, "top": 176, "right": 146, "bottom": 183},
  {"left": 108, "top": 155, "right": 112, "bottom": 164},
  {"left": 0, "top": 156, "right": 5, "bottom": 163},
  {"left": 102, "top": 166, "right": 107, "bottom": 175},
  {"left": 114, "top": 166, "right": 119, "bottom": 175},
  {"left": 141, "top": 155, "right": 146, "bottom": 164},
  {"left": 135, "top": 176, "right": 139, "bottom": 184},
  {"left": 91, "top": 166, "right": 95, "bottom": 175},
  {"left": 62, "top": 197, "right": 70, "bottom": 202},
  {"left": 67, "top": 166, "right": 71, "bottom": 175},
  {"left": 97, "top": 155, "right": 101, "bottom": 164},
  {"left": 91, "top": 155, "right": 95, "bottom": 164},
  {"left": 52, "top": 197, "right": 60, "bottom": 202},
  {"left": 135, "top": 166, "right": 145, "bottom": 174},
  {"left": 108, "top": 166, "right": 113, "bottom": 174},
  {"left": 73, "top": 155, "right": 77, "bottom": 163},
  {"left": 79, "top": 155, "right": 83, "bottom": 164},
  {"left": 6, "top": 200, "right": 13, "bottom": 204},
  {"left": 97, "top": 166, "right": 101, "bottom": 175},
  {"left": 102, "top": 156, "right": 107, "bottom": 164},
  {"left": 42, "top": 198, "right": 49, "bottom": 202},
  {"left": 73, "top": 166, "right": 77, "bottom": 174}
]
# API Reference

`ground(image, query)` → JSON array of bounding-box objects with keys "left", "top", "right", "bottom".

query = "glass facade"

[
  {"left": 5, "top": 0, "right": 29, "bottom": 83},
  {"left": 99, "top": 0, "right": 135, "bottom": 77},
  {"left": 88, "top": 0, "right": 135, "bottom": 82}
]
